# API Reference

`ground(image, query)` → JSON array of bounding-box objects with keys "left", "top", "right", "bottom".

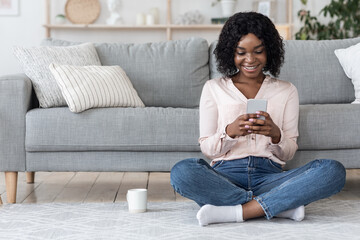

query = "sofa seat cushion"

[
  {"left": 26, "top": 104, "right": 359, "bottom": 153},
  {"left": 26, "top": 107, "right": 199, "bottom": 152},
  {"left": 298, "top": 104, "right": 360, "bottom": 150}
]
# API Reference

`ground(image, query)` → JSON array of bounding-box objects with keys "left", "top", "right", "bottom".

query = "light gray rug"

[{"left": 0, "top": 199, "right": 359, "bottom": 240}]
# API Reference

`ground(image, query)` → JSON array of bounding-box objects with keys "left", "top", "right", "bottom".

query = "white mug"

[{"left": 126, "top": 188, "right": 147, "bottom": 213}]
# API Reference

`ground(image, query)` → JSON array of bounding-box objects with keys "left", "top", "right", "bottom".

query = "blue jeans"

[{"left": 170, "top": 156, "right": 346, "bottom": 219}]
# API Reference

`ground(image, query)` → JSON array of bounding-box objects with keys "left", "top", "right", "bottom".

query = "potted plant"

[
  {"left": 212, "top": 0, "right": 237, "bottom": 17},
  {"left": 295, "top": 0, "right": 360, "bottom": 40},
  {"left": 55, "top": 14, "right": 66, "bottom": 24}
]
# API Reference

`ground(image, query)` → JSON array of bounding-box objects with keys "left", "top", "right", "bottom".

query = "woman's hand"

[
  {"left": 246, "top": 111, "right": 281, "bottom": 144},
  {"left": 226, "top": 111, "right": 281, "bottom": 144},
  {"left": 225, "top": 113, "right": 258, "bottom": 138}
]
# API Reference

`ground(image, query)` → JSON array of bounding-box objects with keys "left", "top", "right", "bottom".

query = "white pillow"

[
  {"left": 334, "top": 42, "right": 360, "bottom": 104},
  {"left": 49, "top": 63, "right": 145, "bottom": 113}
]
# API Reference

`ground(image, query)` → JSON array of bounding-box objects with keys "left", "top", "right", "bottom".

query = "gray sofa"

[{"left": 1, "top": 37, "right": 360, "bottom": 203}]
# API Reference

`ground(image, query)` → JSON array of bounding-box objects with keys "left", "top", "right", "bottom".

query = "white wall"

[
  {"left": 0, "top": 0, "right": 46, "bottom": 76},
  {"left": 0, "top": 0, "right": 330, "bottom": 76}
]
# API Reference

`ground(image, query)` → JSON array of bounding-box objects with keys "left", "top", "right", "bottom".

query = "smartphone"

[{"left": 246, "top": 99, "right": 267, "bottom": 120}]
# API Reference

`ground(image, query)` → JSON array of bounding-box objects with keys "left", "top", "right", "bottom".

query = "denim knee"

[
  {"left": 315, "top": 159, "right": 346, "bottom": 193},
  {"left": 170, "top": 158, "right": 206, "bottom": 191},
  {"left": 328, "top": 159, "right": 346, "bottom": 191}
]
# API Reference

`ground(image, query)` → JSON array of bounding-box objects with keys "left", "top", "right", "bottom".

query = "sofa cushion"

[
  {"left": 26, "top": 107, "right": 200, "bottom": 152},
  {"left": 280, "top": 38, "right": 360, "bottom": 104},
  {"left": 209, "top": 42, "right": 222, "bottom": 80},
  {"left": 209, "top": 37, "right": 360, "bottom": 104},
  {"left": 297, "top": 104, "right": 360, "bottom": 150},
  {"left": 49, "top": 64, "right": 145, "bottom": 113},
  {"left": 42, "top": 38, "right": 210, "bottom": 108},
  {"left": 13, "top": 43, "right": 101, "bottom": 108},
  {"left": 26, "top": 103, "right": 359, "bottom": 153}
]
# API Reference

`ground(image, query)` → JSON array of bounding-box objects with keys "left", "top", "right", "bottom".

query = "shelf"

[
  {"left": 166, "top": 25, "right": 223, "bottom": 29},
  {"left": 43, "top": 24, "right": 169, "bottom": 30},
  {"left": 43, "top": 23, "right": 290, "bottom": 39},
  {"left": 44, "top": 0, "right": 293, "bottom": 40},
  {"left": 43, "top": 24, "right": 290, "bottom": 30},
  {"left": 43, "top": 24, "right": 224, "bottom": 30}
]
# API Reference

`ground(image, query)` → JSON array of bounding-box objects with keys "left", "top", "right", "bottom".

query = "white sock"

[
  {"left": 196, "top": 204, "right": 244, "bottom": 226},
  {"left": 275, "top": 205, "right": 305, "bottom": 221}
]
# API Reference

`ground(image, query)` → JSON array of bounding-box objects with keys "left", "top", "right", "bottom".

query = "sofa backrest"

[
  {"left": 42, "top": 38, "right": 209, "bottom": 108},
  {"left": 209, "top": 37, "right": 360, "bottom": 104}
]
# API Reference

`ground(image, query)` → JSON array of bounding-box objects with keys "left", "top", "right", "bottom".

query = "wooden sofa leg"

[
  {"left": 5, "top": 172, "right": 18, "bottom": 204},
  {"left": 26, "top": 172, "right": 35, "bottom": 184},
  {"left": 0, "top": 195, "right": 3, "bottom": 205}
]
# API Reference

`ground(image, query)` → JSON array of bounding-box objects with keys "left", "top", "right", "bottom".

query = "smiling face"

[{"left": 234, "top": 33, "right": 267, "bottom": 81}]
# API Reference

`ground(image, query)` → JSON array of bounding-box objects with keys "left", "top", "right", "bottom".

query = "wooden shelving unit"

[{"left": 44, "top": 0, "right": 293, "bottom": 40}]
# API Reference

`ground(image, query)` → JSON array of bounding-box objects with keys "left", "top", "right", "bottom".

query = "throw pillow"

[
  {"left": 334, "top": 42, "right": 360, "bottom": 104},
  {"left": 49, "top": 63, "right": 145, "bottom": 113},
  {"left": 13, "top": 43, "right": 101, "bottom": 108}
]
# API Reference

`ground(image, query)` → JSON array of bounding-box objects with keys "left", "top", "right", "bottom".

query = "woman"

[{"left": 170, "top": 12, "right": 346, "bottom": 226}]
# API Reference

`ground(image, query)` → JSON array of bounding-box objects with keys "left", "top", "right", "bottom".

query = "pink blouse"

[{"left": 199, "top": 75, "right": 299, "bottom": 166}]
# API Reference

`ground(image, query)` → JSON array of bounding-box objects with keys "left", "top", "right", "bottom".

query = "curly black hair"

[{"left": 214, "top": 12, "right": 284, "bottom": 77}]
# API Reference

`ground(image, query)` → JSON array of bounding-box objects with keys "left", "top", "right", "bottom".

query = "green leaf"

[
  {"left": 296, "top": 0, "right": 360, "bottom": 40},
  {"left": 300, "top": 33, "right": 308, "bottom": 40}
]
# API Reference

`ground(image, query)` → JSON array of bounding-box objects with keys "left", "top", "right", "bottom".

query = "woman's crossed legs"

[{"left": 170, "top": 157, "right": 346, "bottom": 226}]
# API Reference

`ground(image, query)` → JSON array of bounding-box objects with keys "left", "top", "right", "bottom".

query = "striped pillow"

[{"left": 49, "top": 63, "right": 145, "bottom": 113}]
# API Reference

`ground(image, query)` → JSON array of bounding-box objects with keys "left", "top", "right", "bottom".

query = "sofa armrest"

[{"left": 0, "top": 74, "right": 34, "bottom": 171}]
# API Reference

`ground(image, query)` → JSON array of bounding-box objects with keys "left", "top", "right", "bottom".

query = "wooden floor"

[{"left": 0, "top": 169, "right": 359, "bottom": 204}]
